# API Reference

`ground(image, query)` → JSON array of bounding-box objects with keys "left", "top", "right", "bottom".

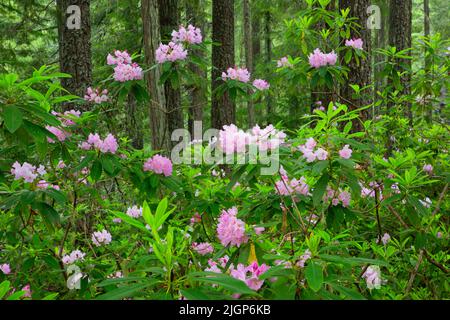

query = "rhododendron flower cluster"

[
  {"left": 51, "top": 109, "right": 82, "bottom": 127},
  {"left": 308, "top": 48, "right": 337, "bottom": 68},
  {"left": 92, "top": 230, "right": 112, "bottom": 246},
  {"left": 362, "top": 265, "right": 382, "bottom": 289},
  {"left": 323, "top": 186, "right": 351, "bottom": 207},
  {"left": 216, "top": 207, "right": 248, "bottom": 247},
  {"left": 345, "top": 38, "right": 364, "bottom": 50},
  {"left": 0, "top": 263, "right": 11, "bottom": 275},
  {"left": 155, "top": 42, "right": 188, "bottom": 64},
  {"left": 204, "top": 256, "right": 230, "bottom": 273},
  {"left": 296, "top": 249, "right": 312, "bottom": 268},
  {"left": 192, "top": 242, "right": 214, "bottom": 255},
  {"left": 339, "top": 144, "right": 353, "bottom": 159},
  {"left": 46, "top": 125, "right": 70, "bottom": 143},
  {"left": 107, "top": 50, "right": 143, "bottom": 82},
  {"left": 276, "top": 56, "right": 293, "bottom": 68},
  {"left": 377, "top": 233, "right": 391, "bottom": 245},
  {"left": 22, "top": 284, "right": 32, "bottom": 298},
  {"left": 107, "top": 50, "right": 132, "bottom": 65},
  {"left": 36, "top": 180, "right": 59, "bottom": 190},
  {"left": 221, "top": 67, "right": 251, "bottom": 83},
  {"left": 62, "top": 250, "right": 86, "bottom": 265},
  {"left": 80, "top": 133, "right": 119, "bottom": 154},
  {"left": 275, "top": 167, "right": 310, "bottom": 197},
  {"left": 230, "top": 262, "right": 270, "bottom": 291},
  {"left": 10, "top": 162, "right": 48, "bottom": 183},
  {"left": 171, "top": 24, "right": 203, "bottom": 44},
  {"left": 298, "top": 138, "right": 328, "bottom": 162},
  {"left": 252, "top": 79, "right": 270, "bottom": 91},
  {"left": 143, "top": 154, "right": 173, "bottom": 176},
  {"left": 218, "top": 124, "right": 286, "bottom": 154},
  {"left": 126, "top": 206, "right": 143, "bottom": 218},
  {"left": 84, "top": 87, "right": 108, "bottom": 103}
]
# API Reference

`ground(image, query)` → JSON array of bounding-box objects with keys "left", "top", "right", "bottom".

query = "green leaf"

[
  {"left": 90, "top": 160, "right": 102, "bottom": 181},
  {"left": 319, "top": 254, "right": 390, "bottom": 267},
  {"left": 332, "top": 285, "right": 366, "bottom": 300},
  {"left": 110, "top": 211, "right": 149, "bottom": 233},
  {"left": 3, "top": 106, "right": 23, "bottom": 133},
  {"left": 188, "top": 272, "right": 257, "bottom": 295},
  {"left": 313, "top": 173, "right": 329, "bottom": 207},
  {"left": 180, "top": 288, "right": 211, "bottom": 300},
  {"left": 305, "top": 261, "right": 323, "bottom": 292},
  {"left": 0, "top": 281, "right": 11, "bottom": 299},
  {"left": 96, "top": 282, "right": 156, "bottom": 300}
]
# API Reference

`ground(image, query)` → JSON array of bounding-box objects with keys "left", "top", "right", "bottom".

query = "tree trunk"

[
  {"left": 243, "top": 0, "right": 255, "bottom": 127},
  {"left": 264, "top": 11, "right": 272, "bottom": 120},
  {"left": 186, "top": 0, "right": 206, "bottom": 137},
  {"left": 339, "top": 0, "right": 372, "bottom": 131},
  {"left": 56, "top": 0, "right": 92, "bottom": 111},
  {"left": 389, "top": 0, "right": 412, "bottom": 123},
  {"left": 159, "top": 0, "right": 184, "bottom": 145},
  {"left": 211, "top": 0, "right": 235, "bottom": 130},
  {"left": 252, "top": 12, "right": 261, "bottom": 69},
  {"left": 141, "top": 0, "right": 169, "bottom": 151},
  {"left": 126, "top": 93, "right": 143, "bottom": 149}
]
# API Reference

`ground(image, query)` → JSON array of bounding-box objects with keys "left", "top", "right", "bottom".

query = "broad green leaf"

[{"left": 305, "top": 261, "right": 323, "bottom": 292}]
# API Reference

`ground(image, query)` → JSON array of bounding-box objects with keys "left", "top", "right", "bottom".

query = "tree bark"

[
  {"left": 141, "top": 0, "right": 169, "bottom": 151},
  {"left": 126, "top": 93, "right": 143, "bottom": 149},
  {"left": 243, "top": 0, "right": 255, "bottom": 127},
  {"left": 339, "top": 0, "right": 372, "bottom": 131},
  {"left": 252, "top": 11, "right": 261, "bottom": 69},
  {"left": 159, "top": 0, "right": 184, "bottom": 145},
  {"left": 211, "top": 0, "right": 235, "bottom": 130},
  {"left": 264, "top": 11, "right": 272, "bottom": 119},
  {"left": 424, "top": 0, "right": 432, "bottom": 122},
  {"left": 186, "top": 0, "right": 206, "bottom": 137},
  {"left": 389, "top": 0, "right": 412, "bottom": 123},
  {"left": 56, "top": 0, "right": 92, "bottom": 111}
]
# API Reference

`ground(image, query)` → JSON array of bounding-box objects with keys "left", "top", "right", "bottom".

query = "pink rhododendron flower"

[
  {"left": 46, "top": 125, "right": 69, "bottom": 143},
  {"left": 230, "top": 262, "right": 270, "bottom": 291},
  {"left": 113, "top": 62, "right": 143, "bottom": 82},
  {"left": 11, "top": 162, "right": 39, "bottom": 183},
  {"left": 0, "top": 263, "right": 11, "bottom": 275},
  {"left": 57, "top": 160, "right": 66, "bottom": 169},
  {"left": 92, "top": 229, "right": 112, "bottom": 246},
  {"left": 362, "top": 266, "right": 382, "bottom": 289},
  {"left": 190, "top": 212, "right": 202, "bottom": 225},
  {"left": 22, "top": 284, "right": 32, "bottom": 298},
  {"left": 221, "top": 67, "right": 251, "bottom": 83},
  {"left": 80, "top": 133, "right": 118, "bottom": 154},
  {"left": 423, "top": 164, "right": 433, "bottom": 174},
  {"left": 315, "top": 148, "right": 328, "bottom": 161},
  {"left": 143, "top": 154, "right": 173, "bottom": 176},
  {"left": 84, "top": 87, "right": 108, "bottom": 103},
  {"left": 252, "top": 79, "right": 270, "bottom": 90},
  {"left": 339, "top": 144, "right": 353, "bottom": 159},
  {"left": 254, "top": 227, "right": 265, "bottom": 235},
  {"left": 379, "top": 233, "right": 391, "bottom": 245},
  {"left": 62, "top": 250, "right": 86, "bottom": 265},
  {"left": 276, "top": 56, "right": 292, "bottom": 68},
  {"left": 275, "top": 166, "right": 310, "bottom": 196},
  {"left": 338, "top": 190, "right": 351, "bottom": 207},
  {"left": 308, "top": 48, "right": 337, "bottom": 68},
  {"left": 345, "top": 38, "right": 364, "bottom": 50},
  {"left": 192, "top": 242, "right": 214, "bottom": 255},
  {"left": 113, "top": 218, "right": 122, "bottom": 224},
  {"left": 296, "top": 249, "right": 312, "bottom": 268},
  {"left": 216, "top": 207, "right": 248, "bottom": 247},
  {"left": 107, "top": 50, "right": 132, "bottom": 65},
  {"left": 126, "top": 205, "right": 143, "bottom": 218},
  {"left": 156, "top": 41, "right": 188, "bottom": 63},
  {"left": 171, "top": 24, "right": 203, "bottom": 44}
]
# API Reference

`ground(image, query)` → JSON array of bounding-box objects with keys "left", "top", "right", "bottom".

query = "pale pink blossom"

[
  {"left": 423, "top": 164, "right": 433, "bottom": 174},
  {"left": 92, "top": 229, "right": 112, "bottom": 246},
  {"left": 84, "top": 87, "right": 108, "bottom": 103},
  {"left": 126, "top": 206, "right": 143, "bottom": 218},
  {"left": 46, "top": 125, "right": 69, "bottom": 143},
  {"left": 308, "top": 48, "right": 337, "bottom": 68},
  {"left": 0, "top": 263, "right": 11, "bottom": 275},
  {"left": 216, "top": 207, "right": 248, "bottom": 247},
  {"left": 221, "top": 67, "right": 251, "bottom": 83},
  {"left": 156, "top": 42, "right": 188, "bottom": 63},
  {"left": 143, "top": 154, "right": 173, "bottom": 176},
  {"left": 339, "top": 144, "right": 353, "bottom": 159},
  {"left": 171, "top": 24, "right": 203, "bottom": 44},
  {"left": 345, "top": 38, "right": 363, "bottom": 50},
  {"left": 276, "top": 56, "right": 293, "bottom": 68},
  {"left": 252, "top": 79, "right": 270, "bottom": 90},
  {"left": 192, "top": 242, "right": 214, "bottom": 255}
]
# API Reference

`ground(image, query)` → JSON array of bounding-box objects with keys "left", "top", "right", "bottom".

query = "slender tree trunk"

[
  {"left": 126, "top": 93, "right": 143, "bottom": 149},
  {"left": 186, "top": 0, "right": 206, "bottom": 137},
  {"left": 424, "top": 0, "right": 432, "bottom": 122},
  {"left": 252, "top": 12, "right": 261, "bottom": 70},
  {"left": 373, "top": 0, "right": 388, "bottom": 117},
  {"left": 141, "top": 0, "right": 169, "bottom": 150},
  {"left": 211, "top": 0, "right": 235, "bottom": 129},
  {"left": 339, "top": 0, "right": 372, "bottom": 131},
  {"left": 159, "top": 0, "right": 184, "bottom": 145},
  {"left": 264, "top": 11, "right": 272, "bottom": 120},
  {"left": 243, "top": 0, "right": 255, "bottom": 127},
  {"left": 389, "top": 0, "right": 412, "bottom": 124},
  {"left": 56, "top": 0, "right": 92, "bottom": 111}
]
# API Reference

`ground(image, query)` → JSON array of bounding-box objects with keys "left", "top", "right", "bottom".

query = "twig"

[
  {"left": 432, "top": 183, "right": 448, "bottom": 216},
  {"left": 405, "top": 249, "right": 424, "bottom": 296},
  {"left": 423, "top": 250, "right": 448, "bottom": 274}
]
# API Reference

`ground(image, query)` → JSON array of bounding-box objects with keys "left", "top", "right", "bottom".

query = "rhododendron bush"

[{"left": 0, "top": 3, "right": 449, "bottom": 302}]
